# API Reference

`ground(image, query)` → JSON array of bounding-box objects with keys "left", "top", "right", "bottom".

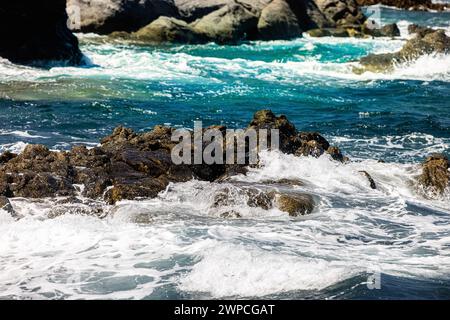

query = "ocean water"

[{"left": 0, "top": 7, "right": 449, "bottom": 299}]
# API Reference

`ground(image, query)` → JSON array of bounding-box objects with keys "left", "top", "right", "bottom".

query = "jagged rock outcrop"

[
  {"left": 314, "top": 0, "right": 366, "bottom": 26},
  {"left": 417, "top": 154, "right": 449, "bottom": 196},
  {"left": 67, "top": 0, "right": 179, "bottom": 34},
  {"left": 0, "top": 0, "right": 83, "bottom": 66},
  {"left": 356, "top": 0, "right": 448, "bottom": 11},
  {"left": 355, "top": 29, "right": 450, "bottom": 73},
  {"left": 0, "top": 110, "right": 345, "bottom": 206}
]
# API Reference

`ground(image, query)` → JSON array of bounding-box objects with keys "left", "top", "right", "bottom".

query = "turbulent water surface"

[{"left": 0, "top": 7, "right": 449, "bottom": 299}]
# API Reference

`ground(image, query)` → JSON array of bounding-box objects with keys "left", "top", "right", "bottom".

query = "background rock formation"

[
  {"left": 68, "top": 0, "right": 369, "bottom": 42},
  {"left": 356, "top": 0, "right": 448, "bottom": 11},
  {"left": 0, "top": 0, "right": 83, "bottom": 65},
  {"left": 67, "top": 0, "right": 179, "bottom": 34}
]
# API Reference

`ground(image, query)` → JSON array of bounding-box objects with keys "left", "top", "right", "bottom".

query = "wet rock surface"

[
  {"left": 211, "top": 184, "right": 316, "bottom": 217},
  {"left": 0, "top": 110, "right": 344, "bottom": 209},
  {"left": 417, "top": 153, "right": 450, "bottom": 196},
  {"left": 356, "top": 29, "right": 450, "bottom": 73}
]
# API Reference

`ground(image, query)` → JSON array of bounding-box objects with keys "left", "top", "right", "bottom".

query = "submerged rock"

[
  {"left": 248, "top": 109, "right": 345, "bottom": 160},
  {"left": 273, "top": 192, "right": 315, "bottom": 216},
  {"left": 356, "top": 29, "right": 450, "bottom": 73},
  {"left": 211, "top": 185, "right": 315, "bottom": 217},
  {"left": 0, "top": 0, "right": 83, "bottom": 66},
  {"left": 417, "top": 153, "right": 449, "bottom": 196},
  {"left": 307, "top": 22, "right": 399, "bottom": 38},
  {"left": 359, "top": 171, "right": 377, "bottom": 189}
]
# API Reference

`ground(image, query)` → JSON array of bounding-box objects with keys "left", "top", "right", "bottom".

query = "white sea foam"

[
  {"left": 0, "top": 141, "right": 28, "bottom": 154},
  {"left": 1, "top": 150, "right": 449, "bottom": 299},
  {"left": 0, "top": 36, "right": 448, "bottom": 96}
]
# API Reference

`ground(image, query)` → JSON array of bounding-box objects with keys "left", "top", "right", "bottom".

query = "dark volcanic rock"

[
  {"left": 0, "top": 0, "right": 83, "bottom": 66},
  {"left": 407, "top": 24, "right": 436, "bottom": 37},
  {"left": 417, "top": 154, "right": 449, "bottom": 196},
  {"left": 248, "top": 109, "right": 345, "bottom": 160},
  {"left": 0, "top": 110, "right": 345, "bottom": 204}
]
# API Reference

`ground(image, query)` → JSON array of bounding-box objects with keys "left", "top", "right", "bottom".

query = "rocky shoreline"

[
  {"left": 355, "top": 26, "right": 450, "bottom": 73},
  {"left": 357, "top": 0, "right": 449, "bottom": 11},
  {"left": 3, "top": 0, "right": 446, "bottom": 67},
  {"left": 1, "top": 110, "right": 448, "bottom": 220}
]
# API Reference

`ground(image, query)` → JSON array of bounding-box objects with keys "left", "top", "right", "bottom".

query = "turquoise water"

[{"left": 0, "top": 7, "right": 449, "bottom": 299}]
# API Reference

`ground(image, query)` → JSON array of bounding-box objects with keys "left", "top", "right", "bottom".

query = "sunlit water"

[{"left": 0, "top": 7, "right": 449, "bottom": 299}]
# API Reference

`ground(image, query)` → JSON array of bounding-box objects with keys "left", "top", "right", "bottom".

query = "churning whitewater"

[{"left": 0, "top": 6, "right": 449, "bottom": 299}]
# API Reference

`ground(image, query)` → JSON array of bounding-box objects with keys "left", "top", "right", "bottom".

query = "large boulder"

[
  {"left": 66, "top": 0, "right": 179, "bottom": 34},
  {"left": 257, "top": 0, "right": 302, "bottom": 40},
  {"left": 128, "top": 16, "right": 209, "bottom": 43},
  {"left": 191, "top": 2, "right": 259, "bottom": 43},
  {"left": 0, "top": 0, "right": 83, "bottom": 66},
  {"left": 356, "top": 30, "right": 450, "bottom": 73},
  {"left": 417, "top": 154, "right": 449, "bottom": 196},
  {"left": 175, "top": 0, "right": 271, "bottom": 22}
]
